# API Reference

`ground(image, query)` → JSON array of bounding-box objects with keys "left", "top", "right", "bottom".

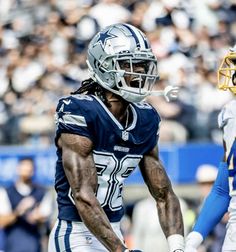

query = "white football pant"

[{"left": 48, "top": 219, "right": 124, "bottom": 252}]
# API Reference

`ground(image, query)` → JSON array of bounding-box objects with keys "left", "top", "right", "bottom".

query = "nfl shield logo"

[{"left": 122, "top": 131, "right": 129, "bottom": 141}]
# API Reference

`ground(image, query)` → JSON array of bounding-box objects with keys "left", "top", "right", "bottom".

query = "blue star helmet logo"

[{"left": 96, "top": 29, "right": 117, "bottom": 48}]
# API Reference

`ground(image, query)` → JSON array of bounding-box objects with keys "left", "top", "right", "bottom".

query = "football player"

[
  {"left": 48, "top": 23, "right": 184, "bottom": 252},
  {"left": 185, "top": 45, "right": 236, "bottom": 251}
]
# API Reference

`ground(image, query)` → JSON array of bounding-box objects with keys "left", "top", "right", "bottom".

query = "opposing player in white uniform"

[
  {"left": 48, "top": 23, "right": 184, "bottom": 252},
  {"left": 185, "top": 45, "right": 236, "bottom": 251}
]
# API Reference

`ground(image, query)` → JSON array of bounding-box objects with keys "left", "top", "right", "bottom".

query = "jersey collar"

[{"left": 92, "top": 95, "right": 137, "bottom": 131}]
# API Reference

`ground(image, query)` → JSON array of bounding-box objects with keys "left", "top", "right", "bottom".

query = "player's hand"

[
  {"left": 149, "top": 85, "right": 179, "bottom": 102},
  {"left": 184, "top": 245, "right": 197, "bottom": 252},
  {"left": 185, "top": 231, "right": 203, "bottom": 252},
  {"left": 164, "top": 85, "right": 179, "bottom": 102},
  {"left": 15, "top": 196, "right": 36, "bottom": 216}
]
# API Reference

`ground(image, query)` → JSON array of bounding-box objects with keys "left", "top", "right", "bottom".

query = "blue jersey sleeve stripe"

[{"left": 227, "top": 139, "right": 236, "bottom": 176}]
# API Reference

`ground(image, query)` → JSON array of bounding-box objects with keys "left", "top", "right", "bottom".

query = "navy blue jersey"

[{"left": 54, "top": 94, "right": 161, "bottom": 222}]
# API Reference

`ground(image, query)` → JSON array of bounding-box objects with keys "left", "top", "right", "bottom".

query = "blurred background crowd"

[
  {"left": 0, "top": 0, "right": 236, "bottom": 251},
  {"left": 0, "top": 0, "right": 235, "bottom": 146}
]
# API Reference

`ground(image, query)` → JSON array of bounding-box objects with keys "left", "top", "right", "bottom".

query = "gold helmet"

[{"left": 218, "top": 45, "right": 236, "bottom": 94}]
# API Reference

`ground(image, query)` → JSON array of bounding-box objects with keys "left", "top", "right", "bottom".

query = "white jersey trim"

[
  {"left": 92, "top": 95, "right": 137, "bottom": 130},
  {"left": 62, "top": 114, "right": 87, "bottom": 127}
]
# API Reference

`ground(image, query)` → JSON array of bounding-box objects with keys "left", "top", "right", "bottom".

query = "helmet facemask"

[
  {"left": 218, "top": 49, "right": 236, "bottom": 94},
  {"left": 97, "top": 52, "right": 159, "bottom": 103}
]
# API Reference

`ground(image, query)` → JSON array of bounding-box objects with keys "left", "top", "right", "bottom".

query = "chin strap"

[{"left": 149, "top": 86, "right": 179, "bottom": 102}]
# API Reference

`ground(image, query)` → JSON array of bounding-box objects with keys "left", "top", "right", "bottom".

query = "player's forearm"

[
  {"left": 185, "top": 162, "right": 230, "bottom": 251},
  {"left": 193, "top": 162, "right": 230, "bottom": 238},
  {"left": 139, "top": 150, "right": 184, "bottom": 251},
  {"left": 75, "top": 193, "right": 126, "bottom": 252},
  {"left": 0, "top": 213, "right": 17, "bottom": 228},
  {"left": 157, "top": 192, "right": 184, "bottom": 237},
  {"left": 157, "top": 192, "right": 184, "bottom": 252}
]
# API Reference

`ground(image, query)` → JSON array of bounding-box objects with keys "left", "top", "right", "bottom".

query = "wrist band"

[
  {"left": 186, "top": 231, "right": 203, "bottom": 247},
  {"left": 167, "top": 234, "right": 184, "bottom": 252}
]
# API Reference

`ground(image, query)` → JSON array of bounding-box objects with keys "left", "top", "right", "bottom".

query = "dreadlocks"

[{"left": 71, "top": 78, "right": 111, "bottom": 107}]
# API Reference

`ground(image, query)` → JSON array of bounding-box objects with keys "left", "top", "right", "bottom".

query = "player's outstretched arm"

[
  {"left": 139, "top": 146, "right": 184, "bottom": 252},
  {"left": 59, "top": 133, "right": 127, "bottom": 252},
  {"left": 185, "top": 161, "right": 230, "bottom": 251}
]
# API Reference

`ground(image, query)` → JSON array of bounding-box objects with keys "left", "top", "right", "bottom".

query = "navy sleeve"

[
  {"left": 55, "top": 96, "right": 94, "bottom": 143},
  {"left": 147, "top": 104, "right": 161, "bottom": 149},
  {"left": 151, "top": 105, "right": 161, "bottom": 139},
  {"left": 142, "top": 103, "right": 161, "bottom": 152}
]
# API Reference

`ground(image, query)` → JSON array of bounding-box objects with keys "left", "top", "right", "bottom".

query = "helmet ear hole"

[
  {"left": 232, "top": 72, "right": 236, "bottom": 86},
  {"left": 117, "top": 81, "right": 123, "bottom": 88}
]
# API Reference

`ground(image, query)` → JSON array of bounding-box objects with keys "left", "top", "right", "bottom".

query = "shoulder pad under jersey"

[{"left": 218, "top": 100, "right": 236, "bottom": 129}]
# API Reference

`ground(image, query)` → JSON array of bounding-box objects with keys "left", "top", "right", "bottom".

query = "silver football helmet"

[{"left": 86, "top": 23, "right": 159, "bottom": 103}]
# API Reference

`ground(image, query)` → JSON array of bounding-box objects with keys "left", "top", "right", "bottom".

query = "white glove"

[
  {"left": 167, "top": 234, "right": 184, "bottom": 252},
  {"left": 185, "top": 231, "right": 203, "bottom": 252},
  {"left": 163, "top": 85, "right": 179, "bottom": 102},
  {"left": 184, "top": 244, "right": 197, "bottom": 252},
  {"left": 149, "top": 85, "right": 179, "bottom": 102}
]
